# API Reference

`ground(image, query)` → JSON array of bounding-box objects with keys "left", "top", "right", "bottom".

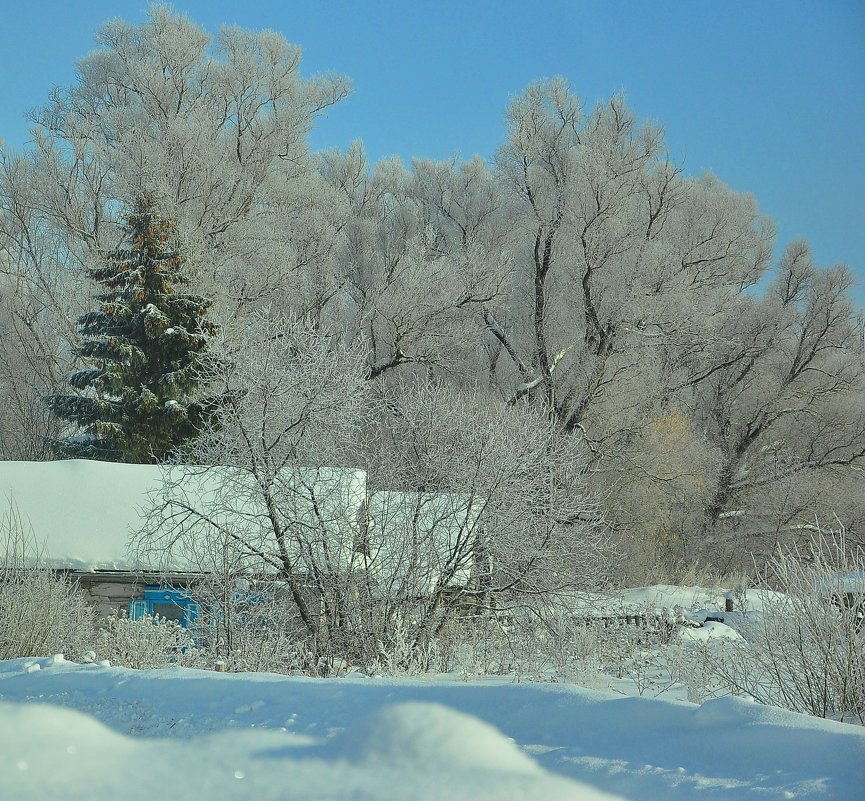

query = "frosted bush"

[
  {"left": 184, "top": 588, "right": 317, "bottom": 675},
  {"left": 0, "top": 503, "right": 95, "bottom": 660},
  {"left": 418, "top": 606, "right": 663, "bottom": 687},
  {"left": 697, "top": 530, "right": 865, "bottom": 723},
  {"left": 192, "top": 620, "right": 313, "bottom": 675},
  {"left": 95, "top": 612, "right": 203, "bottom": 670},
  {"left": 0, "top": 569, "right": 95, "bottom": 660},
  {"left": 662, "top": 640, "right": 736, "bottom": 704},
  {"left": 368, "top": 614, "right": 448, "bottom": 676}
]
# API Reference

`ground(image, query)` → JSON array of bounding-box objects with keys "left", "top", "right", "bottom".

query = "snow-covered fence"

[
  {"left": 569, "top": 612, "right": 681, "bottom": 650},
  {"left": 573, "top": 612, "right": 672, "bottom": 629}
]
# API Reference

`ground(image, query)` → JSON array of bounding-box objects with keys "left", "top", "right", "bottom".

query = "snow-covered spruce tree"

[{"left": 47, "top": 192, "right": 217, "bottom": 463}]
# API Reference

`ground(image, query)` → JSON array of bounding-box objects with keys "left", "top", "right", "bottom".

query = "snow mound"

[
  {"left": 0, "top": 701, "right": 134, "bottom": 790},
  {"left": 2, "top": 658, "right": 863, "bottom": 800},
  {"left": 328, "top": 701, "right": 541, "bottom": 774},
  {"left": 678, "top": 620, "right": 743, "bottom": 642},
  {"left": 0, "top": 696, "right": 621, "bottom": 801}
]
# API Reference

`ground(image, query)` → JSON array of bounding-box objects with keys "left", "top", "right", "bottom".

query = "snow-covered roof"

[
  {"left": 0, "top": 460, "right": 171, "bottom": 571},
  {"left": 1, "top": 461, "right": 485, "bottom": 582},
  {"left": 364, "top": 490, "right": 483, "bottom": 590},
  {"left": 0, "top": 460, "right": 366, "bottom": 573},
  {"left": 146, "top": 464, "right": 368, "bottom": 573}
]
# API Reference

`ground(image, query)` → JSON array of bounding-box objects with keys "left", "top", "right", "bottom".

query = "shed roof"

[
  {"left": 0, "top": 460, "right": 367, "bottom": 573},
  {"left": 0, "top": 459, "right": 166, "bottom": 571}
]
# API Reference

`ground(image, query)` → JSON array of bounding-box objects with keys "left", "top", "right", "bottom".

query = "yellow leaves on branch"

[
  {"left": 638, "top": 408, "right": 709, "bottom": 488},
  {"left": 629, "top": 408, "right": 716, "bottom": 552}
]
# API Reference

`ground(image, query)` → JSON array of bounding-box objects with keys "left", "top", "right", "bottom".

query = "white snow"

[
  {"left": 1, "top": 656, "right": 863, "bottom": 800},
  {"left": 561, "top": 584, "right": 727, "bottom": 617},
  {"left": 677, "top": 620, "right": 743, "bottom": 642},
  {"left": 561, "top": 584, "right": 793, "bottom": 625},
  {"left": 0, "top": 459, "right": 164, "bottom": 570}
]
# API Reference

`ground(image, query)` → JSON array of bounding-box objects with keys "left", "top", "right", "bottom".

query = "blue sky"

[{"left": 2, "top": 1, "right": 863, "bottom": 303}]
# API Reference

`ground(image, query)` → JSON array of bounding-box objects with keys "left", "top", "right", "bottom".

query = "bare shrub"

[
  {"left": 134, "top": 319, "right": 609, "bottom": 675},
  {"left": 0, "top": 502, "right": 94, "bottom": 660},
  {"left": 186, "top": 582, "right": 316, "bottom": 675},
  {"left": 698, "top": 526, "right": 865, "bottom": 722},
  {"left": 367, "top": 613, "right": 449, "bottom": 676},
  {"left": 403, "top": 603, "right": 664, "bottom": 690}
]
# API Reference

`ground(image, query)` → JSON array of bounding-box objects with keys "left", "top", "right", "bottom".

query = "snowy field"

[{"left": 1, "top": 656, "right": 863, "bottom": 800}]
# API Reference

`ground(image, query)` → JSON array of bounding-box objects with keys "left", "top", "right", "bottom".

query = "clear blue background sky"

[{"left": 2, "top": 1, "right": 863, "bottom": 304}]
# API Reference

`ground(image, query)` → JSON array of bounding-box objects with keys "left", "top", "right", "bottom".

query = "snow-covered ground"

[{"left": 1, "top": 655, "right": 863, "bottom": 800}]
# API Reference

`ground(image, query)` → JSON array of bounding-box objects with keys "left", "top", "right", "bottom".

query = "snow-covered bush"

[
  {"left": 698, "top": 530, "right": 865, "bottom": 723},
  {"left": 191, "top": 615, "right": 314, "bottom": 675},
  {"left": 387, "top": 604, "right": 670, "bottom": 688},
  {"left": 95, "top": 612, "right": 203, "bottom": 670},
  {"left": 179, "top": 582, "right": 320, "bottom": 675},
  {"left": 367, "top": 613, "right": 449, "bottom": 676},
  {"left": 199, "top": 624, "right": 312, "bottom": 674},
  {"left": 0, "top": 503, "right": 94, "bottom": 660},
  {"left": 484, "top": 612, "right": 606, "bottom": 680}
]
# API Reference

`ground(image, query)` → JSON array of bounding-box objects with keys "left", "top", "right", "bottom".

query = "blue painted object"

[{"left": 128, "top": 586, "right": 198, "bottom": 627}]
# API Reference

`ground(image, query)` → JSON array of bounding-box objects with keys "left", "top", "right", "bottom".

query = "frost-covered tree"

[
  {"left": 134, "top": 311, "right": 373, "bottom": 668},
  {"left": 362, "top": 382, "right": 611, "bottom": 619},
  {"left": 680, "top": 242, "right": 865, "bottom": 560},
  {"left": 24, "top": 4, "right": 350, "bottom": 323},
  {"left": 5, "top": 5, "right": 864, "bottom": 576},
  {"left": 132, "top": 312, "right": 608, "bottom": 670},
  {"left": 0, "top": 150, "right": 84, "bottom": 460},
  {"left": 317, "top": 79, "right": 864, "bottom": 573},
  {"left": 320, "top": 145, "right": 505, "bottom": 381},
  {"left": 490, "top": 79, "right": 771, "bottom": 433},
  {"left": 47, "top": 191, "right": 217, "bottom": 463}
]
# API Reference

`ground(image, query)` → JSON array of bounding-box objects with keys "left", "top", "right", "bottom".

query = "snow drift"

[{"left": 1, "top": 656, "right": 863, "bottom": 800}]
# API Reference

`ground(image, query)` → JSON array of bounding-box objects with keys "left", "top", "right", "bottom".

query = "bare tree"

[
  {"left": 0, "top": 152, "right": 85, "bottom": 459},
  {"left": 490, "top": 80, "right": 772, "bottom": 437},
  {"left": 133, "top": 311, "right": 372, "bottom": 669},
  {"left": 354, "top": 382, "right": 614, "bottom": 642},
  {"left": 479, "top": 79, "right": 776, "bottom": 571},
  {"left": 320, "top": 145, "right": 505, "bottom": 382},
  {"left": 132, "top": 312, "right": 609, "bottom": 670}
]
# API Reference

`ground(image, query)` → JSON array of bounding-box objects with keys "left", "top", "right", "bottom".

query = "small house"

[
  {"left": 0, "top": 459, "right": 485, "bottom": 625},
  {"left": 0, "top": 459, "right": 204, "bottom": 624}
]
